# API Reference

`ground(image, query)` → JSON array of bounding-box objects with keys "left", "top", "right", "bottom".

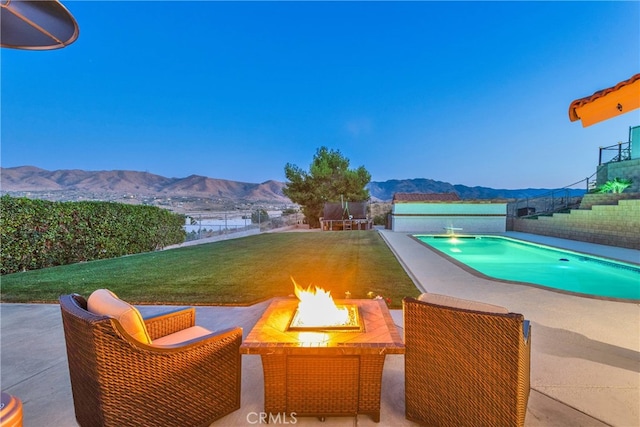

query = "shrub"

[
  {"left": 252, "top": 209, "right": 269, "bottom": 224},
  {"left": 595, "top": 178, "right": 633, "bottom": 194},
  {"left": 373, "top": 210, "right": 391, "bottom": 226},
  {"left": 0, "top": 195, "right": 185, "bottom": 274}
]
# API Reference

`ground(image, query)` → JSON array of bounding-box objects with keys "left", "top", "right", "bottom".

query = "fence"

[
  {"left": 599, "top": 141, "right": 631, "bottom": 165},
  {"left": 184, "top": 212, "right": 302, "bottom": 242},
  {"left": 185, "top": 223, "right": 260, "bottom": 242},
  {"left": 508, "top": 174, "right": 595, "bottom": 218}
]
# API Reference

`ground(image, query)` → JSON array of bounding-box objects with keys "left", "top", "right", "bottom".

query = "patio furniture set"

[{"left": 58, "top": 289, "right": 531, "bottom": 427}]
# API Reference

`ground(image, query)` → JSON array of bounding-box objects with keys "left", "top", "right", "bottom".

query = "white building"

[{"left": 391, "top": 193, "right": 507, "bottom": 233}]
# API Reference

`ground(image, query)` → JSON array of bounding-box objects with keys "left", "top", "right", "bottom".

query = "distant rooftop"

[{"left": 392, "top": 192, "right": 461, "bottom": 203}]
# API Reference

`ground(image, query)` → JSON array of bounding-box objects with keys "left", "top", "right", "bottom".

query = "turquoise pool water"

[{"left": 414, "top": 235, "right": 640, "bottom": 300}]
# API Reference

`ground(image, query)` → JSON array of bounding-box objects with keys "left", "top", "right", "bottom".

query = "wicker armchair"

[
  {"left": 403, "top": 295, "right": 531, "bottom": 427},
  {"left": 59, "top": 292, "right": 242, "bottom": 427}
]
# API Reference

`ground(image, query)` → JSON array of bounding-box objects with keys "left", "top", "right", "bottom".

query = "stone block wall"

[
  {"left": 512, "top": 199, "right": 640, "bottom": 249},
  {"left": 597, "top": 158, "right": 640, "bottom": 192},
  {"left": 579, "top": 193, "right": 639, "bottom": 210}
]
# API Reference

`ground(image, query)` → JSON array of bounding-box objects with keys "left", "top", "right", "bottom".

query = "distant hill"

[
  {"left": 369, "top": 178, "right": 585, "bottom": 201},
  {"left": 0, "top": 166, "right": 290, "bottom": 204},
  {"left": 0, "top": 166, "right": 585, "bottom": 204}
]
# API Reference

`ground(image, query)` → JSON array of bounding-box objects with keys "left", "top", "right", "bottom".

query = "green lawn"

[{"left": 1, "top": 231, "right": 420, "bottom": 308}]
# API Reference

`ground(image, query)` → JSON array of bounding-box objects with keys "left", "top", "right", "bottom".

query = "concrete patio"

[{"left": 1, "top": 231, "right": 638, "bottom": 426}]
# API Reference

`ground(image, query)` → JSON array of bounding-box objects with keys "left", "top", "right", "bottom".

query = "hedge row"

[{"left": 0, "top": 195, "right": 186, "bottom": 275}]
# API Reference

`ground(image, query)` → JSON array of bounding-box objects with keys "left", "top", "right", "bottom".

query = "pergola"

[{"left": 568, "top": 74, "right": 640, "bottom": 127}]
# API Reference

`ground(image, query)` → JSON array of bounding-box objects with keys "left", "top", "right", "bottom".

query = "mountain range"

[
  {"left": 0, "top": 166, "right": 584, "bottom": 204},
  {"left": 0, "top": 166, "right": 291, "bottom": 204},
  {"left": 368, "top": 179, "right": 585, "bottom": 201}
]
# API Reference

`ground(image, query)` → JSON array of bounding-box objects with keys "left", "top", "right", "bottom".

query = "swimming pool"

[{"left": 414, "top": 235, "right": 640, "bottom": 301}]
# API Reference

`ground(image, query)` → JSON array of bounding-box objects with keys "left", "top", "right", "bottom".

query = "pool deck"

[{"left": 1, "top": 230, "right": 638, "bottom": 426}]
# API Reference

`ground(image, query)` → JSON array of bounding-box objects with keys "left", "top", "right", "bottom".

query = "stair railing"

[{"left": 508, "top": 173, "right": 596, "bottom": 218}]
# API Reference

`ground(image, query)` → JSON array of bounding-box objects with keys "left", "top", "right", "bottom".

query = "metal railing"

[
  {"left": 184, "top": 212, "right": 302, "bottom": 242},
  {"left": 599, "top": 141, "right": 631, "bottom": 165},
  {"left": 508, "top": 173, "right": 596, "bottom": 218},
  {"left": 185, "top": 223, "right": 259, "bottom": 242}
]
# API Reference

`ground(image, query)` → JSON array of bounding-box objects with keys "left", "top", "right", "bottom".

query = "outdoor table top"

[{"left": 240, "top": 297, "right": 405, "bottom": 355}]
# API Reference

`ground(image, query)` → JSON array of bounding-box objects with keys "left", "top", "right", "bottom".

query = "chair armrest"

[
  {"left": 144, "top": 307, "right": 196, "bottom": 340},
  {"left": 113, "top": 322, "right": 242, "bottom": 355},
  {"left": 151, "top": 327, "right": 243, "bottom": 350}
]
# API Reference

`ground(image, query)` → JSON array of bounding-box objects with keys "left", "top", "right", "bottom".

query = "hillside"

[
  {"left": 0, "top": 166, "right": 585, "bottom": 206},
  {"left": 0, "top": 166, "right": 290, "bottom": 205},
  {"left": 369, "top": 178, "right": 585, "bottom": 201}
]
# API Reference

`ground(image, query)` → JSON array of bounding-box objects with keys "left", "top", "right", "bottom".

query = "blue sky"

[{"left": 2, "top": 1, "right": 639, "bottom": 189}]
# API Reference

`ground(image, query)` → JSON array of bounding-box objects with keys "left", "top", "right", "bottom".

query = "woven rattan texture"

[
  {"left": 260, "top": 353, "right": 387, "bottom": 421},
  {"left": 357, "top": 354, "right": 386, "bottom": 418},
  {"left": 403, "top": 297, "right": 530, "bottom": 427},
  {"left": 60, "top": 294, "right": 242, "bottom": 427},
  {"left": 287, "top": 356, "right": 360, "bottom": 415},
  {"left": 144, "top": 307, "right": 196, "bottom": 340}
]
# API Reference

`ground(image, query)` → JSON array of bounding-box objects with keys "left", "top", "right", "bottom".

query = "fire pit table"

[{"left": 240, "top": 297, "right": 404, "bottom": 422}]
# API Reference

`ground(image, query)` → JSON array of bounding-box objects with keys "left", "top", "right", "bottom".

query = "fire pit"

[
  {"left": 286, "top": 279, "right": 363, "bottom": 332},
  {"left": 288, "top": 303, "right": 363, "bottom": 331},
  {"left": 240, "top": 290, "right": 404, "bottom": 422}
]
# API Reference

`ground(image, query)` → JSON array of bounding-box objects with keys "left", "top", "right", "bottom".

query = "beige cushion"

[
  {"left": 417, "top": 293, "right": 509, "bottom": 314},
  {"left": 87, "top": 289, "right": 152, "bottom": 344},
  {"left": 151, "top": 326, "right": 212, "bottom": 347}
]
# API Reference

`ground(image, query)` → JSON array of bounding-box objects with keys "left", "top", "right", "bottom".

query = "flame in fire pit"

[{"left": 291, "top": 277, "right": 350, "bottom": 328}]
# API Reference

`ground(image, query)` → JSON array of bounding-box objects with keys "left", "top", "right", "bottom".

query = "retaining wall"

[
  {"left": 511, "top": 198, "right": 640, "bottom": 250},
  {"left": 597, "top": 158, "right": 640, "bottom": 192},
  {"left": 579, "top": 193, "right": 639, "bottom": 210}
]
